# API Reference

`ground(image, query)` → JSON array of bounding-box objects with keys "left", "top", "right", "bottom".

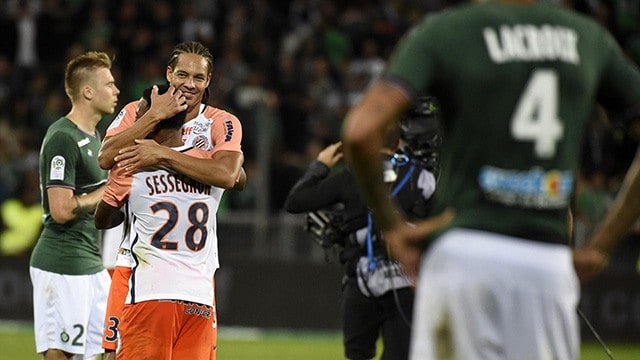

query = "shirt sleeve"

[
  {"left": 284, "top": 162, "right": 350, "bottom": 213},
  {"left": 210, "top": 112, "right": 243, "bottom": 154},
  {"left": 384, "top": 14, "right": 441, "bottom": 101},
  {"left": 41, "top": 131, "right": 79, "bottom": 189},
  {"left": 595, "top": 28, "right": 640, "bottom": 123},
  {"left": 105, "top": 101, "right": 139, "bottom": 138},
  {"left": 102, "top": 166, "right": 131, "bottom": 208}
]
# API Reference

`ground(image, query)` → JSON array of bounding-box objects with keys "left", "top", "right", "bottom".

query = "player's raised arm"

[{"left": 98, "top": 86, "right": 187, "bottom": 169}]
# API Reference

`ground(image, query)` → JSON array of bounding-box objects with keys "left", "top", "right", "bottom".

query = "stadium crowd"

[{"left": 0, "top": 0, "right": 639, "bottom": 260}]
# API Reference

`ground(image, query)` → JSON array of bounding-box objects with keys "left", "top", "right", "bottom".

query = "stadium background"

[{"left": 0, "top": 0, "right": 640, "bottom": 354}]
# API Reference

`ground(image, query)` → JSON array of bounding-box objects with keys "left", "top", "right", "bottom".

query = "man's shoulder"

[
  {"left": 113, "top": 100, "right": 139, "bottom": 119},
  {"left": 43, "top": 118, "right": 78, "bottom": 143},
  {"left": 200, "top": 105, "right": 240, "bottom": 121},
  {"left": 106, "top": 101, "right": 139, "bottom": 134},
  {"left": 46, "top": 117, "right": 70, "bottom": 132}
]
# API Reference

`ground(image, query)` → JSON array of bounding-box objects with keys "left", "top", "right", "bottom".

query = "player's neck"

[
  {"left": 65, "top": 105, "right": 101, "bottom": 135},
  {"left": 185, "top": 103, "right": 202, "bottom": 122}
]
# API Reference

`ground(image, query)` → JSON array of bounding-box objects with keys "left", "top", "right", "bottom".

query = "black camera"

[
  {"left": 399, "top": 96, "right": 441, "bottom": 174},
  {"left": 305, "top": 206, "right": 345, "bottom": 249}
]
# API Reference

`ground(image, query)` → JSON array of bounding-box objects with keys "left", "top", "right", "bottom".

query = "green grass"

[{"left": 2, "top": 322, "right": 639, "bottom": 359}]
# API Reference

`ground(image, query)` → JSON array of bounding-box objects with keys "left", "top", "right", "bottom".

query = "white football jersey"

[{"left": 103, "top": 145, "right": 224, "bottom": 306}]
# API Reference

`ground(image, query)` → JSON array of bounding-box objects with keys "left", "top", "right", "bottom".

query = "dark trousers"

[{"left": 341, "top": 277, "right": 414, "bottom": 360}]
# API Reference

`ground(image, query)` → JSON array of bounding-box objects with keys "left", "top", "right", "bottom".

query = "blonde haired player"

[{"left": 30, "top": 51, "right": 119, "bottom": 360}]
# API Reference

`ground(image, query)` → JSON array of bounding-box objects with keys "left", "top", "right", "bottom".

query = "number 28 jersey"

[{"left": 103, "top": 145, "right": 224, "bottom": 307}]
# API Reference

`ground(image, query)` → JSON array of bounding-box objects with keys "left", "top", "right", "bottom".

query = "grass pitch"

[{"left": 2, "top": 322, "right": 639, "bottom": 359}]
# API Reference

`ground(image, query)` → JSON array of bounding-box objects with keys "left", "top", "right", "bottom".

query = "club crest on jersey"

[
  {"left": 192, "top": 135, "right": 208, "bottom": 149},
  {"left": 183, "top": 118, "right": 212, "bottom": 149},
  {"left": 50, "top": 155, "right": 65, "bottom": 180}
]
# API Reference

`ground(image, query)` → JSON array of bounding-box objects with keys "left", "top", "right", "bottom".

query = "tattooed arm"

[{"left": 47, "top": 185, "right": 106, "bottom": 224}]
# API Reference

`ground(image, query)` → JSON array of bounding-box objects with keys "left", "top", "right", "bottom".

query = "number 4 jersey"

[
  {"left": 385, "top": 2, "right": 640, "bottom": 244},
  {"left": 102, "top": 145, "right": 224, "bottom": 307}
]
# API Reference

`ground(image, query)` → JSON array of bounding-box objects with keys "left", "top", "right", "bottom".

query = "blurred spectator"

[
  {"left": 305, "top": 55, "right": 345, "bottom": 144},
  {"left": 0, "top": 167, "right": 42, "bottom": 256},
  {"left": 80, "top": 3, "right": 112, "bottom": 52},
  {"left": 0, "top": 55, "right": 13, "bottom": 116},
  {"left": 35, "top": 91, "right": 66, "bottom": 143},
  {"left": 179, "top": 2, "right": 215, "bottom": 46},
  {"left": 345, "top": 38, "right": 385, "bottom": 106},
  {"left": 214, "top": 42, "right": 249, "bottom": 106},
  {"left": 147, "top": 0, "right": 179, "bottom": 45},
  {"left": 11, "top": 0, "right": 40, "bottom": 80},
  {"left": 37, "top": 0, "right": 83, "bottom": 67}
]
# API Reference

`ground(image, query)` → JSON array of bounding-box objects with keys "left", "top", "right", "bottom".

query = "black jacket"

[{"left": 284, "top": 155, "right": 435, "bottom": 276}]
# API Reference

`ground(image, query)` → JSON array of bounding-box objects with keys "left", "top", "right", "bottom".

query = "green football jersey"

[
  {"left": 31, "top": 117, "right": 107, "bottom": 275},
  {"left": 385, "top": 2, "right": 640, "bottom": 243}
]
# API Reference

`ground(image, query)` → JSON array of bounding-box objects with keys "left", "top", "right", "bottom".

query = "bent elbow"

[
  {"left": 94, "top": 217, "right": 108, "bottom": 230},
  {"left": 342, "top": 125, "right": 370, "bottom": 157},
  {"left": 98, "top": 138, "right": 117, "bottom": 170},
  {"left": 217, "top": 169, "right": 244, "bottom": 190},
  {"left": 49, "top": 211, "right": 72, "bottom": 225},
  {"left": 221, "top": 177, "right": 238, "bottom": 190},
  {"left": 97, "top": 150, "right": 114, "bottom": 170}
]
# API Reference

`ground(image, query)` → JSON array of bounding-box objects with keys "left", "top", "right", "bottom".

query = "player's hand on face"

[
  {"left": 384, "top": 209, "right": 455, "bottom": 282},
  {"left": 573, "top": 247, "right": 609, "bottom": 284},
  {"left": 148, "top": 85, "right": 188, "bottom": 120},
  {"left": 115, "top": 139, "right": 168, "bottom": 174},
  {"left": 317, "top": 141, "right": 343, "bottom": 167}
]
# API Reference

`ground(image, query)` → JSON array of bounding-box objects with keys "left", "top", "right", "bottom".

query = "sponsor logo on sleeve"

[
  {"left": 224, "top": 119, "right": 234, "bottom": 142},
  {"left": 50, "top": 155, "right": 65, "bottom": 180}
]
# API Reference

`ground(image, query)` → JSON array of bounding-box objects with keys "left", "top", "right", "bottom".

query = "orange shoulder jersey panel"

[
  {"left": 102, "top": 165, "right": 133, "bottom": 208},
  {"left": 105, "top": 100, "right": 140, "bottom": 138},
  {"left": 202, "top": 106, "right": 243, "bottom": 155},
  {"left": 102, "top": 265, "right": 132, "bottom": 351}
]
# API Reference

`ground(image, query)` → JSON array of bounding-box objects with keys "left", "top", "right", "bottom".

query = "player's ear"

[{"left": 82, "top": 85, "right": 93, "bottom": 100}]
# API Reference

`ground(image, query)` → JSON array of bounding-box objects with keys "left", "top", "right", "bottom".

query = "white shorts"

[
  {"left": 410, "top": 229, "right": 580, "bottom": 360},
  {"left": 30, "top": 267, "right": 111, "bottom": 357}
]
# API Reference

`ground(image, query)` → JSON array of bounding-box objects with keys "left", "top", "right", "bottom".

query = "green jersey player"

[
  {"left": 30, "top": 51, "right": 119, "bottom": 360},
  {"left": 342, "top": 1, "right": 640, "bottom": 359}
]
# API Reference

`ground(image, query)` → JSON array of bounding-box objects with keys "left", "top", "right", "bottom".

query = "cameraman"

[{"left": 284, "top": 98, "right": 439, "bottom": 360}]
